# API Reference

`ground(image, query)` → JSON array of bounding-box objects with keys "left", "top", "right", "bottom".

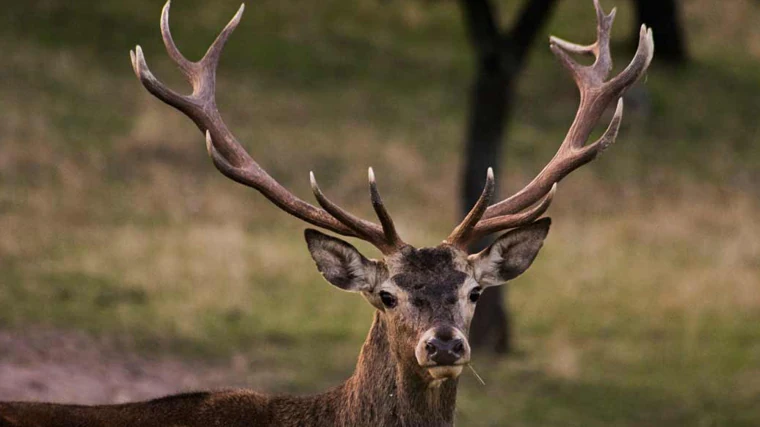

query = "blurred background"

[{"left": 0, "top": 0, "right": 758, "bottom": 425}]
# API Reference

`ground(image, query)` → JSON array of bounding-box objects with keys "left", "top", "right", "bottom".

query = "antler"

[
  {"left": 131, "top": 1, "right": 406, "bottom": 254},
  {"left": 446, "top": 0, "right": 654, "bottom": 249}
]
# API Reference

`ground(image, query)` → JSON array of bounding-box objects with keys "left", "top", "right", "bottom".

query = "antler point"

[
  {"left": 309, "top": 171, "right": 319, "bottom": 190},
  {"left": 204, "top": 130, "right": 214, "bottom": 154},
  {"left": 368, "top": 167, "right": 376, "bottom": 183},
  {"left": 545, "top": 183, "right": 558, "bottom": 207},
  {"left": 233, "top": 3, "right": 246, "bottom": 21},
  {"left": 593, "top": 0, "right": 605, "bottom": 17},
  {"left": 132, "top": 46, "right": 146, "bottom": 72}
]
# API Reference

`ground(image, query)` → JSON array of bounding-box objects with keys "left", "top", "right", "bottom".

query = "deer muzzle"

[{"left": 415, "top": 326, "right": 471, "bottom": 380}]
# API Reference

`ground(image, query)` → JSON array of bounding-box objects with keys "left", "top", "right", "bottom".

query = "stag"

[{"left": 0, "top": 1, "right": 653, "bottom": 426}]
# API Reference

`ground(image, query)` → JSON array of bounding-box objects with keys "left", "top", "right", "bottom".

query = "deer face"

[{"left": 305, "top": 218, "right": 550, "bottom": 382}]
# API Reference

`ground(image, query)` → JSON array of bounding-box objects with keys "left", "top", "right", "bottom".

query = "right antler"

[
  {"left": 446, "top": 0, "right": 654, "bottom": 249},
  {"left": 130, "top": 1, "right": 406, "bottom": 255}
]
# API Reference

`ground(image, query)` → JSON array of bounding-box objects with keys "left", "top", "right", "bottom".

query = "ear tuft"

[
  {"left": 304, "top": 229, "right": 377, "bottom": 292},
  {"left": 469, "top": 218, "right": 551, "bottom": 287}
]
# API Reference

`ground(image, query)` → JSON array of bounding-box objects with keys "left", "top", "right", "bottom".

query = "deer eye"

[
  {"left": 379, "top": 291, "right": 397, "bottom": 309},
  {"left": 468, "top": 287, "right": 482, "bottom": 303}
]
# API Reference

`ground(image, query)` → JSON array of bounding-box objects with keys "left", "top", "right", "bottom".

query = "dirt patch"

[{"left": 0, "top": 328, "right": 267, "bottom": 405}]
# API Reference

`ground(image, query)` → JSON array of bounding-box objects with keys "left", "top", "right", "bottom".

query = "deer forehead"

[{"left": 385, "top": 246, "right": 472, "bottom": 299}]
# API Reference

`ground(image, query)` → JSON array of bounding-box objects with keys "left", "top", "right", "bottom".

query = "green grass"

[{"left": 1, "top": 0, "right": 759, "bottom": 425}]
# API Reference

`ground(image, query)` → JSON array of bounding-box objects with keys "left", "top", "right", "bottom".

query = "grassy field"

[{"left": 1, "top": 0, "right": 759, "bottom": 425}]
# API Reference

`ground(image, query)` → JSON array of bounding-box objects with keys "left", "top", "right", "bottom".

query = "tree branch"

[
  {"left": 507, "top": 0, "right": 559, "bottom": 64},
  {"left": 458, "top": 0, "right": 502, "bottom": 59}
]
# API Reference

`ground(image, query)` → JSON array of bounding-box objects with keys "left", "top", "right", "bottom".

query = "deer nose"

[
  {"left": 415, "top": 327, "right": 471, "bottom": 369},
  {"left": 425, "top": 336, "right": 466, "bottom": 366}
]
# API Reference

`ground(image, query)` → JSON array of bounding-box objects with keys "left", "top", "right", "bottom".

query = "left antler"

[
  {"left": 447, "top": 0, "right": 654, "bottom": 249},
  {"left": 130, "top": 1, "right": 407, "bottom": 255}
]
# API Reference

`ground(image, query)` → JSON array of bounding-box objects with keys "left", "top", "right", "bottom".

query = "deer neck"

[{"left": 338, "top": 311, "right": 458, "bottom": 427}]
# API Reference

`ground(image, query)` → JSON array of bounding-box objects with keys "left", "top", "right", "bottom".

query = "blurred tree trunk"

[
  {"left": 458, "top": 0, "right": 557, "bottom": 354},
  {"left": 632, "top": 0, "right": 688, "bottom": 64}
]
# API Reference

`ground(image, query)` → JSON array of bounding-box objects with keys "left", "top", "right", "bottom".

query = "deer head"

[
  {"left": 130, "top": 0, "right": 653, "bottom": 384},
  {"left": 305, "top": 216, "right": 550, "bottom": 381}
]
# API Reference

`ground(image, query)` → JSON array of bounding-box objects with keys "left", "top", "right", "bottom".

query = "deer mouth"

[{"left": 426, "top": 364, "right": 465, "bottom": 380}]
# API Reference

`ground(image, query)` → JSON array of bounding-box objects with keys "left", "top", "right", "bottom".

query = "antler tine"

[
  {"left": 310, "top": 172, "right": 402, "bottom": 255},
  {"left": 368, "top": 168, "right": 405, "bottom": 249},
  {"left": 131, "top": 46, "right": 195, "bottom": 114},
  {"left": 445, "top": 168, "right": 494, "bottom": 248},
  {"left": 134, "top": 1, "right": 421, "bottom": 249},
  {"left": 548, "top": 37, "right": 595, "bottom": 56},
  {"left": 160, "top": 1, "right": 195, "bottom": 78},
  {"left": 202, "top": 4, "right": 245, "bottom": 69},
  {"left": 448, "top": 0, "right": 653, "bottom": 249},
  {"left": 468, "top": 183, "right": 556, "bottom": 244},
  {"left": 578, "top": 97, "right": 624, "bottom": 157},
  {"left": 592, "top": 0, "right": 615, "bottom": 78},
  {"left": 607, "top": 24, "right": 655, "bottom": 96}
]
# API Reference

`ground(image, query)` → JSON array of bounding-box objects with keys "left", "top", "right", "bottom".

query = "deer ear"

[
  {"left": 469, "top": 218, "right": 551, "bottom": 287},
  {"left": 304, "top": 229, "right": 384, "bottom": 292}
]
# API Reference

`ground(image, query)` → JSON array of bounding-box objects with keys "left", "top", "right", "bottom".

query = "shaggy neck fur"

[{"left": 331, "top": 311, "right": 458, "bottom": 426}]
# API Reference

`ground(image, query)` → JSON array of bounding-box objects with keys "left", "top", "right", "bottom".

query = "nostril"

[
  {"left": 452, "top": 339, "right": 465, "bottom": 355},
  {"left": 425, "top": 342, "right": 437, "bottom": 356}
]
